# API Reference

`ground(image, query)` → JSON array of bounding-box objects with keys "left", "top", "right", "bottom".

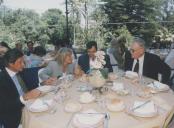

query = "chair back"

[{"left": 20, "top": 67, "right": 42, "bottom": 90}]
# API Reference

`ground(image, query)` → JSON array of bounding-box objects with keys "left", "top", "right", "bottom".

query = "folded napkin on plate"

[
  {"left": 112, "top": 82, "right": 124, "bottom": 91},
  {"left": 147, "top": 81, "right": 168, "bottom": 90},
  {"left": 72, "top": 109, "right": 104, "bottom": 128},
  {"left": 125, "top": 71, "right": 138, "bottom": 78},
  {"left": 29, "top": 99, "right": 54, "bottom": 111},
  {"left": 133, "top": 101, "right": 156, "bottom": 114},
  {"left": 79, "top": 92, "right": 95, "bottom": 103}
]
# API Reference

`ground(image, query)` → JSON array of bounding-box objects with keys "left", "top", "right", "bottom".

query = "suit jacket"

[
  {"left": 0, "top": 69, "right": 24, "bottom": 128},
  {"left": 124, "top": 52, "right": 171, "bottom": 84},
  {"left": 78, "top": 53, "right": 113, "bottom": 74}
]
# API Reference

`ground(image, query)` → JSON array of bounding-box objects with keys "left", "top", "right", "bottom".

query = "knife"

[{"left": 132, "top": 100, "right": 151, "bottom": 111}]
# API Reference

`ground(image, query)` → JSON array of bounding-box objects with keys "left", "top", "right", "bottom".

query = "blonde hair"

[{"left": 55, "top": 47, "right": 72, "bottom": 65}]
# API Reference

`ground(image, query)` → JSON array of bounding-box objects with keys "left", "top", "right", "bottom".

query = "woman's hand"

[{"left": 74, "top": 65, "right": 84, "bottom": 78}]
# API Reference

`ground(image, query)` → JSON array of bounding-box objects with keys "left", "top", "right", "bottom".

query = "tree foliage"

[{"left": 0, "top": 7, "right": 68, "bottom": 47}]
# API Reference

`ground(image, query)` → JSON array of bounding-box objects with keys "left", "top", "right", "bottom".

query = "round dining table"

[{"left": 22, "top": 75, "right": 174, "bottom": 128}]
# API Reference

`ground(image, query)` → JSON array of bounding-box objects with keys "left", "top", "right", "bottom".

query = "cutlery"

[
  {"left": 131, "top": 100, "right": 151, "bottom": 111},
  {"left": 54, "top": 87, "right": 61, "bottom": 94},
  {"left": 77, "top": 112, "right": 110, "bottom": 128}
]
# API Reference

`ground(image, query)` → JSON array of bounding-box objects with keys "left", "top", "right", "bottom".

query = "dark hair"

[
  {"left": 4, "top": 48, "right": 24, "bottom": 66},
  {"left": 33, "top": 46, "right": 46, "bottom": 57},
  {"left": 0, "top": 41, "right": 11, "bottom": 49},
  {"left": 86, "top": 41, "right": 97, "bottom": 50},
  {"left": 26, "top": 41, "right": 33, "bottom": 45}
]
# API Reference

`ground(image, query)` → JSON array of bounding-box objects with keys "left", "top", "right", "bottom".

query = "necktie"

[
  {"left": 16, "top": 73, "right": 28, "bottom": 93},
  {"left": 133, "top": 59, "right": 139, "bottom": 73}
]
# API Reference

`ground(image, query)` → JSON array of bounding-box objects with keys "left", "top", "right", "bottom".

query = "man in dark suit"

[
  {"left": 78, "top": 41, "right": 113, "bottom": 74},
  {"left": 0, "top": 49, "right": 41, "bottom": 128},
  {"left": 125, "top": 37, "right": 171, "bottom": 84}
]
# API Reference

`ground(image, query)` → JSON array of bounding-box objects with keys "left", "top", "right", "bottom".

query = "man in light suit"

[
  {"left": 125, "top": 37, "right": 171, "bottom": 84},
  {"left": 78, "top": 41, "right": 113, "bottom": 74},
  {"left": 0, "top": 49, "right": 41, "bottom": 128}
]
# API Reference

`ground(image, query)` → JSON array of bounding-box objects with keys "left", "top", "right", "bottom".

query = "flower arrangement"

[
  {"left": 90, "top": 51, "right": 106, "bottom": 69},
  {"left": 88, "top": 51, "right": 108, "bottom": 88}
]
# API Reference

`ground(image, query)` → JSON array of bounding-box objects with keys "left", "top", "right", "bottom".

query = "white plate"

[
  {"left": 37, "top": 85, "right": 55, "bottom": 93},
  {"left": 79, "top": 96, "right": 95, "bottom": 104},
  {"left": 72, "top": 110, "right": 104, "bottom": 128},
  {"left": 147, "top": 82, "right": 170, "bottom": 92},
  {"left": 27, "top": 99, "right": 54, "bottom": 113},
  {"left": 65, "top": 102, "right": 82, "bottom": 113},
  {"left": 127, "top": 103, "right": 158, "bottom": 117},
  {"left": 107, "top": 103, "right": 125, "bottom": 112},
  {"left": 125, "top": 71, "right": 138, "bottom": 79}
]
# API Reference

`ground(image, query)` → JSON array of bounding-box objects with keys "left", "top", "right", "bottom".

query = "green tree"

[
  {"left": 41, "top": 9, "right": 67, "bottom": 45},
  {"left": 102, "top": 0, "right": 163, "bottom": 45}
]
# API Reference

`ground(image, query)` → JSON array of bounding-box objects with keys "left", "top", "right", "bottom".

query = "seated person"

[
  {"left": 0, "top": 49, "right": 41, "bottom": 128},
  {"left": 24, "top": 41, "right": 34, "bottom": 56},
  {"left": 78, "top": 41, "right": 113, "bottom": 74},
  {"left": 165, "top": 49, "right": 174, "bottom": 73},
  {"left": 110, "top": 37, "right": 128, "bottom": 69},
  {"left": 38, "top": 47, "right": 76, "bottom": 83},
  {"left": 124, "top": 37, "right": 171, "bottom": 84},
  {"left": 0, "top": 45, "right": 9, "bottom": 70},
  {"left": 25, "top": 46, "right": 46, "bottom": 68}
]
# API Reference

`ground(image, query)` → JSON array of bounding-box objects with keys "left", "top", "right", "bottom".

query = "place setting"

[
  {"left": 111, "top": 82, "right": 129, "bottom": 96},
  {"left": 126, "top": 100, "right": 158, "bottom": 118},
  {"left": 67, "top": 109, "right": 110, "bottom": 128},
  {"left": 25, "top": 98, "right": 56, "bottom": 113}
]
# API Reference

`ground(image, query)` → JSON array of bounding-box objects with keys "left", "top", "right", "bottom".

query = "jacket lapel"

[
  {"left": 143, "top": 53, "right": 148, "bottom": 76},
  {"left": 86, "top": 54, "right": 90, "bottom": 72},
  {"left": 3, "top": 69, "right": 20, "bottom": 96}
]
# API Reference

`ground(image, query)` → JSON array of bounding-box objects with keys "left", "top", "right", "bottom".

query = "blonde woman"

[{"left": 38, "top": 47, "right": 75, "bottom": 82}]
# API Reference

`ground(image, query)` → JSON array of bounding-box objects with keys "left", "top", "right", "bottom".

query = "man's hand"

[
  {"left": 23, "top": 89, "right": 41, "bottom": 101},
  {"left": 41, "top": 77, "right": 57, "bottom": 85}
]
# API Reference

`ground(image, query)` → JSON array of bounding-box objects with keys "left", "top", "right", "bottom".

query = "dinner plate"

[
  {"left": 79, "top": 96, "right": 95, "bottom": 104},
  {"left": 79, "top": 92, "right": 96, "bottom": 104},
  {"left": 72, "top": 110, "right": 104, "bottom": 128},
  {"left": 147, "top": 82, "right": 170, "bottom": 92},
  {"left": 65, "top": 102, "right": 82, "bottom": 113},
  {"left": 107, "top": 103, "right": 125, "bottom": 112},
  {"left": 125, "top": 71, "right": 138, "bottom": 79},
  {"left": 127, "top": 102, "right": 158, "bottom": 117},
  {"left": 27, "top": 99, "right": 54, "bottom": 113}
]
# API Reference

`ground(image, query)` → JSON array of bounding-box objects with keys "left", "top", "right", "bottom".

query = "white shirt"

[
  {"left": 5, "top": 67, "right": 26, "bottom": 104},
  {"left": 132, "top": 54, "right": 144, "bottom": 76},
  {"left": 90, "top": 57, "right": 97, "bottom": 69}
]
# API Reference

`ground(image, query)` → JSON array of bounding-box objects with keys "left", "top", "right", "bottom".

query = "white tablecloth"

[{"left": 22, "top": 77, "right": 174, "bottom": 128}]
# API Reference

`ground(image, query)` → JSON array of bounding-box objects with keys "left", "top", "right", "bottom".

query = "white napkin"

[
  {"left": 73, "top": 109, "right": 104, "bottom": 127},
  {"left": 29, "top": 99, "right": 54, "bottom": 112},
  {"left": 147, "top": 81, "right": 168, "bottom": 90},
  {"left": 125, "top": 71, "right": 138, "bottom": 78},
  {"left": 133, "top": 101, "right": 156, "bottom": 114},
  {"left": 112, "top": 82, "right": 124, "bottom": 91},
  {"left": 79, "top": 92, "right": 95, "bottom": 103}
]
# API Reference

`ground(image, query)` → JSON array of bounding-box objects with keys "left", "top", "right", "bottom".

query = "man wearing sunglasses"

[{"left": 125, "top": 37, "right": 170, "bottom": 84}]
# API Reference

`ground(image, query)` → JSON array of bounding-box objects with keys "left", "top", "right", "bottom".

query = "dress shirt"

[
  {"left": 89, "top": 57, "right": 97, "bottom": 69},
  {"left": 132, "top": 54, "right": 144, "bottom": 75}
]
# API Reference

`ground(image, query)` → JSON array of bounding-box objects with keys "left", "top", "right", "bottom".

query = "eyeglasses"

[{"left": 130, "top": 48, "right": 142, "bottom": 53}]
